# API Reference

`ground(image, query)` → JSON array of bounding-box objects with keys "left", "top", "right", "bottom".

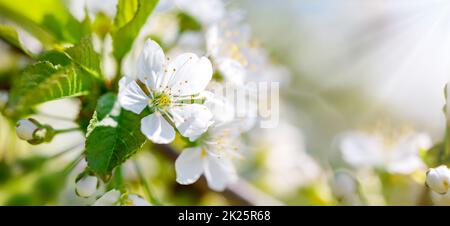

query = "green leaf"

[
  {"left": 424, "top": 143, "right": 442, "bottom": 167},
  {"left": 112, "top": 0, "right": 159, "bottom": 60},
  {"left": 0, "top": 0, "right": 87, "bottom": 45},
  {"left": 178, "top": 12, "right": 202, "bottom": 32},
  {"left": 37, "top": 50, "right": 71, "bottom": 66},
  {"left": 96, "top": 93, "right": 117, "bottom": 121},
  {"left": 65, "top": 37, "right": 101, "bottom": 78},
  {"left": 33, "top": 170, "right": 67, "bottom": 204},
  {"left": 85, "top": 94, "right": 147, "bottom": 180},
  {"left": 114, "top": 0, "right": 138, "bottom": 28},
  {"left": 6, "top": 61, "right": 94, "bottom": 116},
  {"left": 38, "top": 37, "right": 101, "bottom": 77},
  {"left": 0, "top": 24, "right": 32, "bottom": 56}
]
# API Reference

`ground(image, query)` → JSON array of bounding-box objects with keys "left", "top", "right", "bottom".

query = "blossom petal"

[
  {"left": 206, "top": 25, "right": 219, "bottom": 57},
  {"left": 128, "top": 194, "right": 151, "bottom": 206},
  {"left": 93, "top": 189, "right": 121, "bottom": 206},
  {"left": 387, "top": 134, "right": 430, "bottom": 174},
  {"left": 141, "top": 113, "right": 175, "bottom": 144},
  {"left": 388, "top": 157, "right": 424, "bottom": 174},
  {"left": 217, "top": 58, "right": 246, "bottom": 85},
  {"left": 170, "top": 104, "right": 213, "bottom": 141},
  {"left": 175, "top": 147, "right": 204, "bottom": 185},
  {"left": 203, "top": 91, "right": 235, "bottom": 124},
  {"left": 339, "top": 132, "right": 383, "bottom": 168},
  {"left": 204, "top": 154, "right": 237, "bottom": 191},
  {"left": 137, "top": 39, "right": 166, "bottom": 90},
  {"left": 166, "top": 53, "right": 213, "bottom": 96},
  {"left": 118, "top": 76, "right": 133, "bottom": 93},
  {"left": 174, "top": 0, "right": 225, "bottom": 25},
  {"left": 118, "top": 80, "right": 149, "bottom": 114}
]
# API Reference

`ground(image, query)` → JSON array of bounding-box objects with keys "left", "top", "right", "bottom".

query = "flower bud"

[
  {"left": 75, "top": 175, "right": 99, "bottom": 198},
  {"left": 330, "top": 171, "right": 362, "bottom": 205},
  {"left": 426, "top": 165, "right": 450, "bottom": 194},
  {"left": 93, "top": 189, "right": 121, "bottom": 206},
  {"left": 431, "top": 190, "right": 450, "bottom": 206},
  {"left": 331, "top": 171, "right": 358, "bottom": 199},
  {"left": 127, "top": 194, "right": 151, "bottom": 206},
  {"left": 16, "top": 119, "right": 39, "bottom": 141},
  {"left": 15, "top": 118, "right": 55, "bottom": 144}
]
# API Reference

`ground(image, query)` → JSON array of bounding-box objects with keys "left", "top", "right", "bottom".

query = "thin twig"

[{"left": 54, "top": 127, "right": 80, "bottom": 134}]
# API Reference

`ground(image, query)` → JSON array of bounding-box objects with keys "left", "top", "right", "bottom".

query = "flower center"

[
  {"left": 226, "top": 43, "right": 248, "bottom": 66},
  {"left": 201, "top": 148, "right": 207, "bottom": 159},
  {"left": 150, "top": 93, "right": 172, "bottom": 109}
]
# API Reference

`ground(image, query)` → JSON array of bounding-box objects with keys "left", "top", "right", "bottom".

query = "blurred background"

[
  {"left": 238, "top": 0, "right": 449, "bottom": 155},
  {"left": 1, "top": 0, "right": 449, "bottom": 206}
]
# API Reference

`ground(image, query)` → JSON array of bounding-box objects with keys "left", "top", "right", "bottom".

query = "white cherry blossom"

[
  {"left": 175, "top": 122, "right": 241, "bottom": 191},
  {"left": 175, "top": 0, "right": 225, "bottom": 26},
  {"left": 339, "top": 131, "right": 431, "bottom": 174},
  {"left": 156, "top": 0, "right": 225, "bottom": 26},
  {"left": 259, "top": 122, "right": 322, "bottom": 195},
  {"left": 119, "top": 39, "right": 214, "bottom": 144},
  {"left": 206, "top": 12, "right": 290, "bottom": 86}
]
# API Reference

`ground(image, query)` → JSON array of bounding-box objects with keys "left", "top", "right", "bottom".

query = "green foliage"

[
  {"left": 426, "top": 84, "right": 450, "bottom": 166},
  {"left": 114, "top": 0, "right": 139, "bottom": 28},
  {"left": 37, "top": 50, "right": 72, "bottom": 66},
  {"left": 424, "top": 143, "right": 443, "bottom": 167},
  {"left": 96, "top": 93, "right": 117, "bottom": 121},
  {"left": 5, "top": 194, "right": 35, "bottom": 206},
  {"left": 65, "top": 37, "right": 102, "bottom": 78},
  {"left": 107, "top": 166, "right": 126, "bottom": 192},
  {"left": 6, "top": 61, "right": 95, "bottom": 116},
  {"left": 85, "top": 93, "right": 147, "bottom": 180},
  {"left": 0, "top": 0, "right": 88, "bottom": 45},
  {"left": 0, "top": 24, "right": 32, "bottom": 56},
  {"left": 5, "top": 170, "right": 68, "bottom": 205},
  {"left": 33, "top": 170, "right": 67, "bottom": 204},
  {"left": 178, "top": 12, "right": 202, "bottom": 32},
  {"left": 112, "top": 0, "right": 159, "bottom": 60},
  {"left": 5, "top": 37, "right": 102, "bottom": 117}
]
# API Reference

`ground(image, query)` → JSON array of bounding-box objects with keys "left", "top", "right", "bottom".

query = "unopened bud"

[
  {"left": 15, "top": 118, "right": 55, "bottom": 144},
  {"left": 75, "top": 175, "right": 99, "bottom": 198},
  {"left": 426, "top": 165, "right": 450, "bottom": 194},
  {"left": 16, "top": 119, "right": 39, "bottom": 141},
  {"left": 331, "top": 171, "right": 358, "bottom": 199}
]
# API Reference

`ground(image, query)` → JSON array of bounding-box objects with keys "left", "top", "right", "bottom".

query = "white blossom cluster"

[{"left": 70, "top": 0, "right": 291, "bottom": 204}]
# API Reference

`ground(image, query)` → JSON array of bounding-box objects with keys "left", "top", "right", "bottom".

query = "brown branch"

[{"left": 152, "top": 144, "right": 284, "bottom": 206}]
